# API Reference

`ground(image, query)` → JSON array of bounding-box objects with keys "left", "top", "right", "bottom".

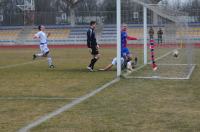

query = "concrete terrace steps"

[{"left": 0, "top": 24, "right": 200, "bottom": 45}]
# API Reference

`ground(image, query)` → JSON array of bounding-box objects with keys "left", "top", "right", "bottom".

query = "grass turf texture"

[
  {"left": 0, "top": 47, "right": 200, "bottom": 132},
  {"left": 0, "top": 47, "right": 117, "bottom": 132}
]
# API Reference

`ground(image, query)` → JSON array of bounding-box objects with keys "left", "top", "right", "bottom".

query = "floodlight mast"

[{"left": 116, "top": 0, "right": 121, "bottom": 77}]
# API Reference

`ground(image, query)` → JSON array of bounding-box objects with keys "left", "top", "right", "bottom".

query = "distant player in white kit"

[{"left": 33, "top": 25, "right": 54, "bottom": 68}]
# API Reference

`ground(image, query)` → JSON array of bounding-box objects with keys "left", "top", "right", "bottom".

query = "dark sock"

[{"left": 89, "top": 58, "right": 97, "bottom": 69}]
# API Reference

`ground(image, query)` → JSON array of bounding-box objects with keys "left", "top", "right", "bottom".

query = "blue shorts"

[{"left": 121, "top": 47, "right": 130, "bottom": 57}]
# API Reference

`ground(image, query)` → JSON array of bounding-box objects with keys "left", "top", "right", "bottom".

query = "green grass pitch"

[{"left": 0, "top": 47, "right": 200, "bottom": 132}]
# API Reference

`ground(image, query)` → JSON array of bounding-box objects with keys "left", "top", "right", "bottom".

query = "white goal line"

[
  {"left": 125, "top": 64, "right": 196, "bottom": 80},
  {"left": 123, "top": 47, "right": 196, "bottom": 80}
]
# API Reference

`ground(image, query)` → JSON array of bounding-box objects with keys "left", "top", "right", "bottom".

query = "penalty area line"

[{"left": 18, "top": 78, "right": 120, "bottom": 132}]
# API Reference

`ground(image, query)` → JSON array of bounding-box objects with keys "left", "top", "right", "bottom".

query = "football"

[{"left": 172, "top": 49, "right": 179, "bottom": 57}]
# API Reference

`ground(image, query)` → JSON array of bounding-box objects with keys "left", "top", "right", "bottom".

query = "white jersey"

[
  {"left": 35, "top": 31, "right": 49, "bottom": 54},
  {"left": 35, "top": 31, "right": 47, "bottom": 44},
  {"left": 112, "top": 57, "right": 124, "bottom": 66}
]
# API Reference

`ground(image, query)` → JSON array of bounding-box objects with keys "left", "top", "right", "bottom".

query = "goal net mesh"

[{"left": 124, "top": 2, "right": 195, "bottom": 80}]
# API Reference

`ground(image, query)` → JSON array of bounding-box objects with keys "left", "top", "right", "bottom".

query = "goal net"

[{"left": 124, "top": 1, "right": 196, "bottom": 80}]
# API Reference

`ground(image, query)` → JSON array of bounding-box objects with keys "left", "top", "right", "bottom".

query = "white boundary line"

[
  {"left": 123, "top": 49, "right": 196, "bottom": 80},
  {"left": 16, "top": 48, "right": 195, "bottom": 131},
  {"left": 0, "top": 96, "right": 78, "bottom": 100},
  {"left": 123, "top": 49, "right": 173, "bottom": 77},
  {"left": 186, "top": 64, "right": 196, "bottom": 79},
  {"left": 123, "top": 64, "right": 147, "bottom": 77},
  {"left": 18, "top": 78, "right": 120, "bottom": 132},
  {"left": 126, "top": 76, "right": 189, "bottom": 80},
  {"left": 157, "top": 63, "right": 195, "bottom": 66},
  {"left": 126, "top": 64, "right": 196, "bottom": 80},
  {"left": 0, "top": 59, "right": 45, "bottom": 69}
]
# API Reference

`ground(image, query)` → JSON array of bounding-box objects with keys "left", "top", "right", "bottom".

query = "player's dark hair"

[
  {"left": 90, "top": 21, "right": 96, "bottom": 26},
  {"left": 38, "top": 25, "right": 42, "bottom": 31}
]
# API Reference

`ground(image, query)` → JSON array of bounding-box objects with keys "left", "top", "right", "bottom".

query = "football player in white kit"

[
  {"left": 33, "top": 25, "right": 54, "bottom": 68},
  {"left": 98, "top": 57, "right": 125, "bottom": 71},
  {"left": 99, "top": 48, "right": 136, "bottom": 71}
]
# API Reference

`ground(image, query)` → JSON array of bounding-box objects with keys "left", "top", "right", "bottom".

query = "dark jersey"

[
  {"left": 87, "top": 27, "right": 97, "bottom": 48},
  {"left": 149, "top": 29, "right": 154, "bottom": 36},
  {"left": 157, "top": 30, "right": 163, "bottom": 37}
]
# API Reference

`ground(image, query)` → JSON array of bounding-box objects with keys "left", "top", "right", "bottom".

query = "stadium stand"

[
  {"left": 99, "top": 25, "right": 116, "bottom": 43},
  {"left": 0, "top": 28, "right": 21, "bottom": 44},
  {"left": 0, "top": 25, "right": 200, "bottom": 45},
  {"left": 67, "top": 26, "right": 87, "bottom": 43},
  {"left": 0, "top": 30, "right": 20, "bottom": 39},
  {"left": 28, "top": 28, "right": 70, "bottom": 40}
]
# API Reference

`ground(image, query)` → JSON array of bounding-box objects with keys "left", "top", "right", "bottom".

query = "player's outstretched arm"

[
  {"left": 99, "top": 64, "right": 113, "bottom": 71},
  {"left": 127, "top": 36, "right": 137, "bottom": 40},
  {"left": 33, "top": 34, "right": 39, "bottom": 39}
]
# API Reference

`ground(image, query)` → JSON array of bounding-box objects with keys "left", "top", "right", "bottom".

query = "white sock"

[
  {"left": 36, "top": 53, "right": 43, "bottom": 57},
  {"left": 127, "top": 61, "right": 133, "bottom": 71},
  {"left": 47, "top": 57, "right": 53, "bottom": 66}
]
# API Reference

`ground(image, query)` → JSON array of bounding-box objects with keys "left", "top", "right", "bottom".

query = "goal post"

[
  {"left": 116, "top": 0, "right": 122, "bottom": 77},
  {"left": 143, "top": 6, "right": 148, "bottom": 65}
]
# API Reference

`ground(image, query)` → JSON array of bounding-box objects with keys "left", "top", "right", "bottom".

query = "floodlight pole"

[
  {"left": 143, "top": 6, "right": 148, "bottom": 64},
  {"left": 117, "top": 0, "right": 121, "bottom": 77}
]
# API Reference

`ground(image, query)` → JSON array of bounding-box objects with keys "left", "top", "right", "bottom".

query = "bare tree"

[
  {"left": 149, "top": 0, "right": 162, "bottom": 4},
  {"left": 59, "top": 0, "right": 81, "bottom": 26},
  {"left": 183, "top": 0, "right": 200, "bottom": 22}
]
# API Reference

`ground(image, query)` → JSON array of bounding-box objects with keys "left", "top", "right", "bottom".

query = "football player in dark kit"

[
  {"left": 157, "top": 27, "right": 163, "bottom": 44},
  {"left": 87, "top": 21, "right": 100, "bottom": 72}
]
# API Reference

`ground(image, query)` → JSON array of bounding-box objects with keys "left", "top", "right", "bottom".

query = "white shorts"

[
  {"left": 40, "top": 44, "right": 49, "bottom": 54},
  {"left": 112, "top": 57, "right": 124, "bottom": 66}
]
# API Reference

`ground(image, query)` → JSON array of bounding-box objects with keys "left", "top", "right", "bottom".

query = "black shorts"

[{"left": 91, "top": 47, "right": 99, "bottom": 55}]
